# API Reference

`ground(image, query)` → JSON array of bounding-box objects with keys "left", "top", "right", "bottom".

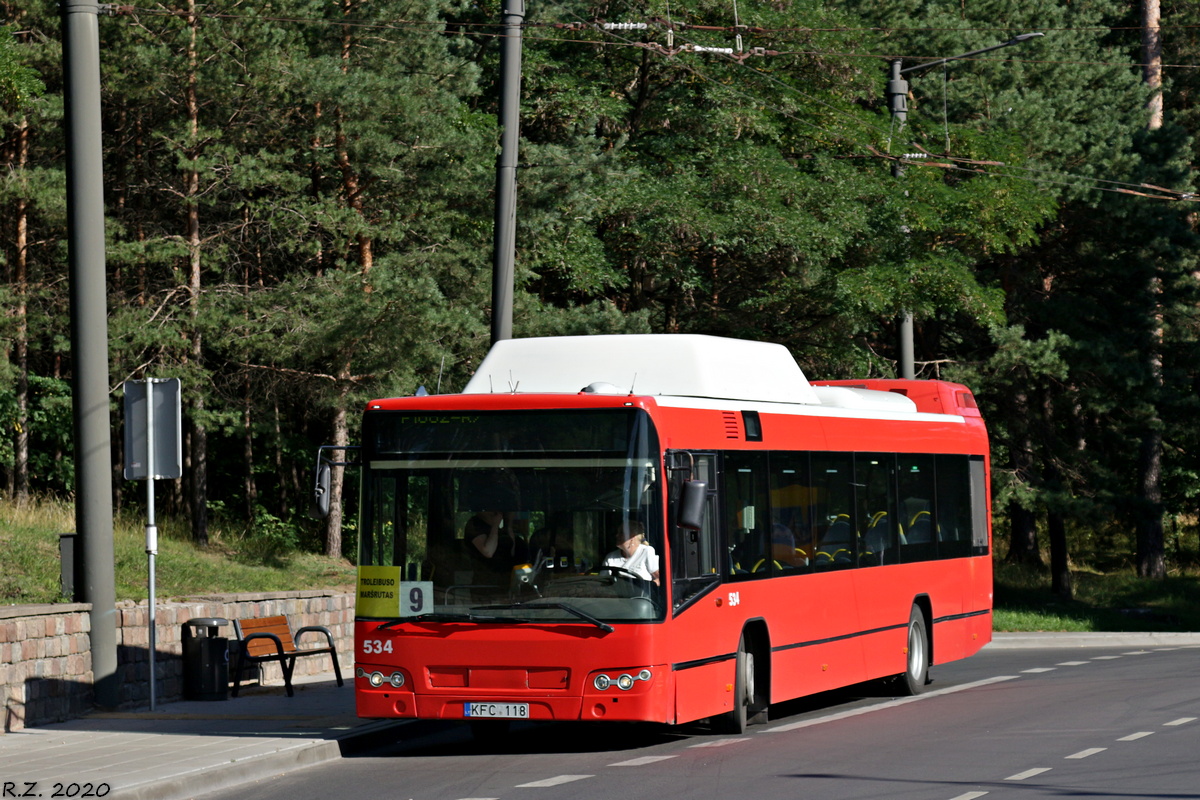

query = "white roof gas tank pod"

[{"left": 462, "top": 334, "right": 821, "bottom": 405}]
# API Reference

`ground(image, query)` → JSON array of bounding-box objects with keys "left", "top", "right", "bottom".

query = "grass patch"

[
  {"left": 993, "top": 560, "right": 1200, "bottom": 632},
  {"left": 6, "top": 497, "right": 1199, "bottom": 631},
  {"left": 1, "top": 498, "right": 355, "bottom": 605}
]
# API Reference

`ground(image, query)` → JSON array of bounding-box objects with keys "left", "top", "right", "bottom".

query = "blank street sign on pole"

[
  {"left": 123, "top": 378, "right": 181, "bottom": 711},
  {"left": 124, "top": 378, "right": 182, "bottom": 481}
]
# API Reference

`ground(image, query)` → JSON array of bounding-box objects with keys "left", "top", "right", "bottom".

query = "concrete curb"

[
  {"left": 111, "top": 720, "right": 410, "bottom": 800},
  {"left": 989, "top": 631, "right": 1200, "bottom": 649}
]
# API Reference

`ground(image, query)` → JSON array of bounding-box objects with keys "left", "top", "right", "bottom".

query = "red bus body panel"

[{"left": 355, "top": 380, "right": 992, "bottom": 726}]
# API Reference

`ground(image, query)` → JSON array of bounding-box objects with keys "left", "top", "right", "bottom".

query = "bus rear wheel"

[{"left": 900, "top": 605, "right": 929, "bottom": 696}]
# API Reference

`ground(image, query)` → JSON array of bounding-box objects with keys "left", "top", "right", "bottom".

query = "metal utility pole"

[
  {"left": 61, "top": 0, "right": 119, "bottom": 709},
  {"left": 886, "top": 32, "right": 1043, "bottom": 380},
  {"left": 491, "top": 0, "right": 524, "bottom": 346}
]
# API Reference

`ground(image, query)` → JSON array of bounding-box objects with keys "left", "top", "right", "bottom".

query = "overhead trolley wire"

[
  {"left": 104, "top": 1, "right": 1199, "bottom": 201},
  {"left": 548, "top": 6, "right": 1198, "bottom": 203},
  {"left": 103, "top": 4, "right": 1200, "bottom": 69}
]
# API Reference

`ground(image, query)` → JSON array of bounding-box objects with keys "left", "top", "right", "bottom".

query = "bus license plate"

[{"left": 465, "top": 702, "right": 529, "bottom": 719}]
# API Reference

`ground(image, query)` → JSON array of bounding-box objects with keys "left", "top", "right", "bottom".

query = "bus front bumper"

[{"left": 356, "top": 683, "right": 670, "bottom": 723}]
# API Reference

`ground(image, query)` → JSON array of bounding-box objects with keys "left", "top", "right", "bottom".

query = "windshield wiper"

[
  {"left": 378, "top": 613, "right": 472, "bottom": 628},
  {"left": 377, "top": 611, "right": 521, "bottom": 628},
  {"left": 378, "top": 604, "right": 614, "bottom": 632},
  {"left": 476, "top": 602, "right": 614, "bottom": 633}
]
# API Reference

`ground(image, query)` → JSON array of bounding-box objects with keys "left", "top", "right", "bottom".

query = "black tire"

[
  {"left": 715, "top": 635, "right": 752, "bottom": 734},
  {"left": 900, "top": 605, "right": 929, "bottom": 696},
  {"left": 714, "top": 632, "right": 768, "bottom": 733}
]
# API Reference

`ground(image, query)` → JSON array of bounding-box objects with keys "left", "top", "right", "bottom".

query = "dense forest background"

[{"left": 3, "top": 0, "right": 1200, "bottom": 593}]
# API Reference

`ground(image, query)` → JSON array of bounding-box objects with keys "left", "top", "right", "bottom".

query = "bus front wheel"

[
  {"left": 715, "top": 632, "right": 766, "bottom": 734},
  {"left": 900, "top": 605, "right": 929, "bottom": 696}
]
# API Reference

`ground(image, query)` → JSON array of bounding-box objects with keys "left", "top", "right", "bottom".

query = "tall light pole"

[
  {"left": 491, "top": 0, "right": 524, "bottom": 347},
  {"left": 887, "top": 33, "right": 1043, "bottom": 379},
  {"left": 62, "top": 0, "right": 119, "bottom": 709}
]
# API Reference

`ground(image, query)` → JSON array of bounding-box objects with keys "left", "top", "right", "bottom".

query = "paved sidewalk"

[
  {"left": 0, "top": 673, "right": 406, "bottom": 800},
  {"left": 3, "top": 632, "right": 1198, "bottom": 800}
]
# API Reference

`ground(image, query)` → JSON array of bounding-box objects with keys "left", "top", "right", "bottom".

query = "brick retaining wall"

[{"left": 1, "top": 591, "right": 355, "bottom": 732}]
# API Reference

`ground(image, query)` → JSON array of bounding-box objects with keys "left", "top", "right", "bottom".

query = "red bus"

[{"left": 337, "top": 334, "right": 991, "bottom": 734}]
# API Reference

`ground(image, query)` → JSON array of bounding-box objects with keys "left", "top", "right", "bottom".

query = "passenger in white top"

[{"left": 604, "top": 520, "right": 660, "bottom": 584}]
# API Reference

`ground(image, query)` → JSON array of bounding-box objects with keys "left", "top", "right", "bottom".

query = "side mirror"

[
  {"left": 311, "top": 463, "right": 332, "bottom": 519},
  {"left": 677, "top": 480, "right": 707, "bottom": 531}
]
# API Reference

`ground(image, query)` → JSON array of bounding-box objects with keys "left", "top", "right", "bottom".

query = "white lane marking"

[
  {"left": 1091, "top": 655, "right": 1121, "bottom": 660},
  {"left": 1006, "top": 768, "right": 1051, "bottom": 780},
  {"left": 761, "top": 675, "right": 1020, "bottom": 734},
  {"left": 515, "top": 775, "right": 594, "bottom": 788},
  {"left": 1021, "top": 667, "right": 1055, "bottom": 673},
  {"left": 1122, "top": 651, "right": 1150, "bottom": 655},
  {"left": 457, "top": 797, "right": 499, "bottom": 800},
  {"left": 689, "top": 738, "right": 750, "bottom": 748},
  {"left": 608, "top": 755, "right": 678, "bottom": 766},
  {"left": 1066, "top": 748, "right": 1106, "bottom": 759},
  {"left": 1165, "top": 717, "right": 1197, "bottom": 726},
  {"left": 949, "top": 793, "right": 989, "bottom": 800},
  {"left": 1118, "top": 732, "right": 1154, "bottom": 741},
  {"left": 1154, "top": 648, "right": 1180, "bottom": 652},
  {"left": 1056, "top": 661, "right": 1089, "bottom": 666}
]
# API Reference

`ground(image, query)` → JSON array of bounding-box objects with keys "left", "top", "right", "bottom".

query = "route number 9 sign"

[{"left": 356, "top": 566, "right": 431, "bottom": 618}]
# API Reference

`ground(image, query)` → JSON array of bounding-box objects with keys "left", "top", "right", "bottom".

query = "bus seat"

[
  {"left": 864, "top": 511, "right": 899, "bottom": 551},
  {"left": 771, "top": 546, "right": 807, "bottom": 571},
  {"left": 821, "top": 514, "right": 852, "bottom": 545},
  {"left": 815, "top": 548, "right": 851, "bottom": 567},
  {"left": 907, "top": 511, "right": 933, "bottom": 544}
]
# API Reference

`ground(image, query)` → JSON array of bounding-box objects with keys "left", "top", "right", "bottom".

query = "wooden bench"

[{"left": 230, "top": 615, "right": 344, "bottom": 697}]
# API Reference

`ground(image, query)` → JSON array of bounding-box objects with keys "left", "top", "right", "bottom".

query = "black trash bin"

[{"left": 182, "top": 617, "right": 230, "bottom": 700}]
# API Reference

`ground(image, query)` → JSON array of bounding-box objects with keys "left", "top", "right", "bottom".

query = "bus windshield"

[{"left": 359, "top": 408, "right": 665, "bottom": 624}]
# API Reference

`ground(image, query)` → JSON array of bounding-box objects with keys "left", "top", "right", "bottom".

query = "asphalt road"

[{"left": 199, "top": 641, "right": 1200, "bottom": 800}]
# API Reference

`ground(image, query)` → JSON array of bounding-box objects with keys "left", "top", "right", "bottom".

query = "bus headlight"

[
  {"left": 357, "top": 667, "right": 404, "bottom": 688},
  {"left": 593, "top": 669, "right": 653, "bottom": 691}
]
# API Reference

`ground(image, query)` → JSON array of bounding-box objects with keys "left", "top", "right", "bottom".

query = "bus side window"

[
  {"left": 898, "top": 454, "right": 937, "bottom": 563},
  {"left": 810, "top": 452, "right": 855, "bottom": 570},
  {"left": 969, "top": 456, "right": 989, "bottom": 555},
  {"left": 670, "top": 453, "right": 720, "bottom": 609},
  {"left": 934, "top": 454, "right": 977, "bottom": 559},
  {"left": 856, "top": 453, "right": 899, "bottom": 567},
  {"left": 768, "top": 453, "right": 813, "bottom": 575},
  {"left": 723, "top": 452, "right": 769, "bottom": 580}
]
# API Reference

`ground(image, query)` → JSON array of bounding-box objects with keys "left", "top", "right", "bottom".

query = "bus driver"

[{"left": 604, "top": 520, "right": 660, "bottom": 584}]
